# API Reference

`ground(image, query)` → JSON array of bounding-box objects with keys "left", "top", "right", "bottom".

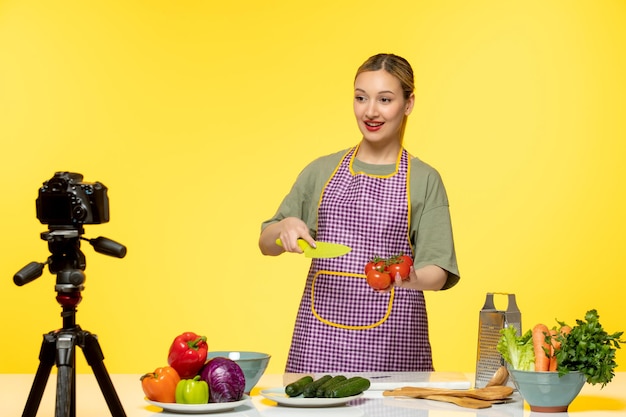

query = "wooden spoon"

[
  {"left": 486, "top": 366, "right": 509, "bottom": 387},
  {"left": 383, "top": 385, "right": 513, "bottom": 401},
  {"left": 423, "top": 395, "right": 493, "bottom": 409}
]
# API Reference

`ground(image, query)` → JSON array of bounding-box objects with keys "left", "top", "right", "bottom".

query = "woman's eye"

[
  {"left": 380, "top": 97, "right": 392, "bottom": 103},
  {"left": 355, "top": 96, "right": 367, "bottom": 102}
]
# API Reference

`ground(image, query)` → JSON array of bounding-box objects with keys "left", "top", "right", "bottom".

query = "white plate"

[
  {"left": 260, "top": 387, "right": 363, "bottom": 407},
  {"left": 145, "top": 395, "right": 249, "bottom": 414}
]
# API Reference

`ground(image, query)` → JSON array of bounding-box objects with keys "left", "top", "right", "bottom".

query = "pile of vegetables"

[
  {"left": 285, "top": 375, "right": 371, "bottom": 398},
  {"left": 141, "top": 331, "right": 246, "bottom": 404},
  {"left": 497, "top": 309, "right": 624, "bottom": 387},
  {"left": 364, "top": 254, "right": 413, "bottom": 290}
]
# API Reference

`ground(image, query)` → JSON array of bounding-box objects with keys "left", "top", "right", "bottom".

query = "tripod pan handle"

[{"left": 14, "top": 261, "right": 46, "bottom": 286}]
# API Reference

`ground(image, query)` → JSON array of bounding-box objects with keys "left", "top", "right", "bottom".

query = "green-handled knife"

[{"left": 275, "top": 238, "right": 351, "bottom": 258}]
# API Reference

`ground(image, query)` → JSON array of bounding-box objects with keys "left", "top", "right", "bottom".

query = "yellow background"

[{"left": 1, "top": 1, "right": 624, "bottom": 376}]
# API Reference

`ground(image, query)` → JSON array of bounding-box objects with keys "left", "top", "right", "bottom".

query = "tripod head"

[
  {"left": 14, "top": 226, "right": 126, "bottom": 289},
  {"left": 12, "top": 172, "right": 127, "bottom": 307}
]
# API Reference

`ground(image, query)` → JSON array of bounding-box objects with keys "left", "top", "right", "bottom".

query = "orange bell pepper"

[{"left": 140, "top": 366, "right": 181, "bottom": 403}]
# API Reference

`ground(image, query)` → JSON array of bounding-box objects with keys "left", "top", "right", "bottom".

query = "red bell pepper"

[{"left": 167, "top": 331, "right": 208, "bottom": 378}]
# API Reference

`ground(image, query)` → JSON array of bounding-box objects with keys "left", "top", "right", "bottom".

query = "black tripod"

[{"left": 14, "top": 227, "right": 127, "bottom": 417}]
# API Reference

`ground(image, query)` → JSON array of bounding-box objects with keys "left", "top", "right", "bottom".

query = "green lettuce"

[{"left": 497, "top": 326, "right": 535, "bottom": 371}]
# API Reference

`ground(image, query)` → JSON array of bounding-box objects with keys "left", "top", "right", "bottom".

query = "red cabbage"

[{"left": 199, "top": 357, "right": 245, "bottom": 403}]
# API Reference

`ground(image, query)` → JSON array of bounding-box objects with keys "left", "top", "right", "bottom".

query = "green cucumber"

[
  {"left": 284, "top": 375, "right": 314, "bottom": 397},
  {"left": 317, "top": 375, "right": 347, "bottom": 397},
  {"left": 328, "top": 376, "right": 371, "bottom": 398},
  {"left": 302, "top": 375, "right": 332, "bottom": 398}
]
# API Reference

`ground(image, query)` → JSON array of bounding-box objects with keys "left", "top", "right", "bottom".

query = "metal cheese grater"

[{"left": 474, "top": 292, "right": 521, "bottom": 388}]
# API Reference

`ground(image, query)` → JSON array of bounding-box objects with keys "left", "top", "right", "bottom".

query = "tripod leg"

[
  {"left": 55, "top": 332, "right": 76, "bottom": 417},
  {"left": 81, "top": 331, "right": 127, "bottom": 417},
  {"left": 22, "top": 333, "right": 57, "bottom": 417}
]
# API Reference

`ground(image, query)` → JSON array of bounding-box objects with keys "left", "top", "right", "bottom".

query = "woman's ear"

[{"left": 405, "top": 93, "right": 415, "bottom": 116}]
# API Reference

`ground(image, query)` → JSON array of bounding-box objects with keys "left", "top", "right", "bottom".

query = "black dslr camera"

[
  {"left": 36, "top": 171, "right": 109, "bottom": 226},
  {"left": 14, "top": 171, "right": 126, "bottom": 288}
]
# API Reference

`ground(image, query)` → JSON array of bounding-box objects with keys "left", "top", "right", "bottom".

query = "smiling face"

[{"left": 353, "top": 69, "right": 415, "bottom": 147}]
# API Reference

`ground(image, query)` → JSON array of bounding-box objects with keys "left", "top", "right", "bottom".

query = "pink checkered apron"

[{"left": 285, "top": 146, "right": 433, "bottom": 372}]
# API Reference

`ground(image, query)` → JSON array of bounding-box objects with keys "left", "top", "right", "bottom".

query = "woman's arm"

[
  {"left": 408, "top": 158, "right": 460, "bottom": 290},
  {"left": 392, "top": 264, "right": 448, "bottom": 291}
]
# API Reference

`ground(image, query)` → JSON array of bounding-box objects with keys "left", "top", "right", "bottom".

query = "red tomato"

[
  {"left": 366, "top": 269, "right": 391, "bottom": 290},
  {"left": 398, "top": 255, "right": 413, "bottom": 267},
  {"left": 387, "top": 262, "right": 410, "bottom": 280},
  {"left": 365, "top": 260, "right": 386, "bottom": 275}
]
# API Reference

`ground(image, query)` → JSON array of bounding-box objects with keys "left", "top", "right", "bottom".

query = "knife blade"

[{"left": 275, "top": 238, "right": 351, "bottom": 258}]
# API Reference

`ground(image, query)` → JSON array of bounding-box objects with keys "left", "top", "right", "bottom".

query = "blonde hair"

[{"left": 355, "top": 53, "right": 415, "bottom": 100}]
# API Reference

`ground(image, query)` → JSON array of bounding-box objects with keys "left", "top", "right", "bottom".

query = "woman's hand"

[
  {"left": 259, "top": 217, "right": 315, "bottom": 256},
  {"left": 276, "top": 217, "right": 315, "bottom": 253}
]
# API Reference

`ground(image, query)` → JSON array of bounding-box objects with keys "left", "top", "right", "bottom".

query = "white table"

[{"left": 1, "top": 372, "right": 624, "bottom": 416}]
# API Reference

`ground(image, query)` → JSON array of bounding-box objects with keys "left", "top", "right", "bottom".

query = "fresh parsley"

[{"left": 555, "top": 309, "right": 624, "bottom": 387}]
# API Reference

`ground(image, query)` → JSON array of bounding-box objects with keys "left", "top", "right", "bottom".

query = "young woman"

[{"left": 259, "top": 53, "right": 460, "bottom": 373}]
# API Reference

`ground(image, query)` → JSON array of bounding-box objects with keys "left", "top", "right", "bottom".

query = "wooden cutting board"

[
  {"left": 283, "top": 371, "right": 472, "bottom": 390},
  {"left": 356, "top": 372, "right": 472, "bottom": 390}
]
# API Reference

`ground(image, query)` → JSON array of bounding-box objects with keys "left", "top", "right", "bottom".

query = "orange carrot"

[
  {"left": 532, "top": 323, "right": 551, "bottom": 371},
  {"left": 548, "top": 325, "right": 571, "bottom": 371},
  {"left": 549, "top": 328, "right": 559, "bottom": 371}
]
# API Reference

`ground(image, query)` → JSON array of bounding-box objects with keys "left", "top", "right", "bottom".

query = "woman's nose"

[{"left": 365, "top": 102, "right": 379, "bottom": 118}]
